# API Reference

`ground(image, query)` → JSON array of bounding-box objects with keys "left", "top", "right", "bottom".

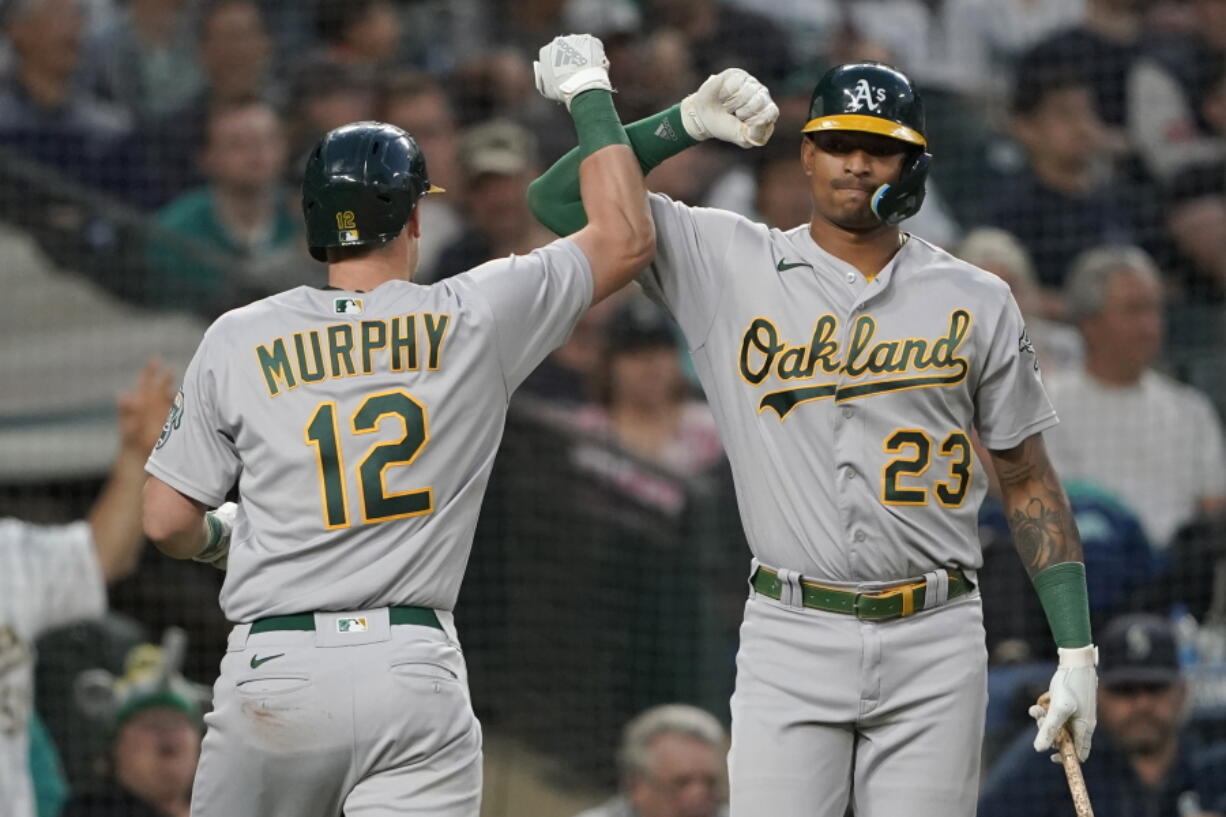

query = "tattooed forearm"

[{"left": 990, "top": 435, "right": 1083, "bottom": 576}]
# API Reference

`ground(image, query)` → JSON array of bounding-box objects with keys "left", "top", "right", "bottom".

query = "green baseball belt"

[
  {"left": 249, "top": 605, "right": 441, "bottom": 634},
  {"left": 752, "top": 566, "right": 971, "bottom": 620}
]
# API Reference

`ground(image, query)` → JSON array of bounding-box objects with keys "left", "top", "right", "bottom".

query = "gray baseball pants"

[
  {"left": 728, "top": 586, "right": 987, "bottom": 817},
  {"left": 191, "top": 608, "right": 482, "bottom": 817}
]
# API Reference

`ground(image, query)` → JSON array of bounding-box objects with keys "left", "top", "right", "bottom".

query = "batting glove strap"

[{"left": 1033, "top": 645, "right": 1098, "bottom": 762}]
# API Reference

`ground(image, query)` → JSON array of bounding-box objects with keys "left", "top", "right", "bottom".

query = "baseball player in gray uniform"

[
  {"left": 140, "top": 34, "right": 654, "bottom": 817},
  {"left": 529, "top": 62, "right": 1099, "bottom": 817}
]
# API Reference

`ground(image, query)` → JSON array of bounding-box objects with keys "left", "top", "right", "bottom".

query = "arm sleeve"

[
  {"left": 144, "top": 323, "right": 241, "bottom": 506},
  {"left": 0, "top": 519, "right": 105, "bottom": 639},
  {"left": 974, "top": 291, "right": 1059, "bottom": 450},
  {"left": 527, "top": 105, "right": 699, "bottom": 236},
  {"left": 636, "top": 192, "right": 742, "bottom": 351},
  {"left": 455, "top": 237, "right": 594, "bottom": 395}
]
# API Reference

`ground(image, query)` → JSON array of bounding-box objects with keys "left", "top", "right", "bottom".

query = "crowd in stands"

[{"left": 7, "top": 0, "right": 1226, "bottom": 814}]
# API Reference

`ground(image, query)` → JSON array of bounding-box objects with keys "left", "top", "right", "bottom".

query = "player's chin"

[{"left": 829, "top": 207, "right": 880, "bottom": 232}]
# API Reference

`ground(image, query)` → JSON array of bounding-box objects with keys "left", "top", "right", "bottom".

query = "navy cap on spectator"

[{"left": 1098, "top": 614, "right": 1181, "bottom": 688}]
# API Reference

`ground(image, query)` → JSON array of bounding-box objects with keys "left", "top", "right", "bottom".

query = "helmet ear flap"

[{"left": 870, "top": 150, "right": 931, "bottom": 225}]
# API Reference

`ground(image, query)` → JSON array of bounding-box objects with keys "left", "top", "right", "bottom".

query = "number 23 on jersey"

[
  {"left": 305, "top": 389, "right": 433, "bottom": 529},
  {"left": 881, "top": 428, "right": 973, "bottom": 508}
]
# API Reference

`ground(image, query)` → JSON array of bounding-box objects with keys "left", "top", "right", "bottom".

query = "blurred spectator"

[
  {"left": 984, "top": 65, "right": 1137, "bottom": 291},
  {"left": 750, "top": 131, "right": 811, "bottom": 230},
  {"left": 573, "top": 703, "right": 728, "bottom": 817},
  {"left": 717, "top": 0, "right": 838, "bottom": 65},
  {"left": 400, "top": 0, "right": 486, "bottom": 73},
  {"left": 1, "top": 361, "right": 173, "bottom": 817},
  {"left": 433, "top": 119, "right": 552, "bottom": 280},
  {"left": 645, "top": 0, "right": 793, "bottom": 89},
  {"left": 1021, "top": 0, "right": 1148, "bottom": 143},
  {"left": 1164, "top": 61, "right": 1226, "bottom": 301},
  {"left": 847, "top": 0, "right": 1084, "bottom": 102},
  {"left": 0, "top": 0, "right": 161, "bottom": 205},
  {"left": 146, "top": 0, "right": 279, "bottom": 201},
  {"left": 1128, "top": 0, "right": 1226, "bottom": 183},
  {"left": 980, "top": 614, "right": 1226, "bottom": 817},
  {"left": 955, "top": 227, "right": 1084, "bottom": 372},
  {"left": 1043, "top": 246, "right": 1226, "bottom": 551},
  {"left": 309, "top": 0, "right": 401, "bottom": 75},
  {"left": 285, "top": 58, "right": 375, "bottom": 181},
  {"left": 519, "top": 293, "right": 624, "bottom": 406},
  {"left": 572, "top": 300, "right": 721, "bottom": 479},
  {"left": 86, "top": 0, "right": 203, "bottom": 122},
  {"left": 149, "top": 100, "right": 308, "bottom": 314},
  {"left": 378, "top": 70, "right": 463, "bottom": 281},
  {"left": 62, "top": 635, "right": 204, "bottom": 817}
]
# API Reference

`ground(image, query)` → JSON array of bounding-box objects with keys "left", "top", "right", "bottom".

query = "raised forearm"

[
  {"left": 528, "top": 104, "right": 697, "bottom": 235},
  {"left": 88, "top": 450, "right": 149, "bottom": 582}
]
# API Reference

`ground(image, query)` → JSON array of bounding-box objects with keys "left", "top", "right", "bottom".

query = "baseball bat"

[{"left": 1036, "top": 692, "right": 1095, "bottom": 817}]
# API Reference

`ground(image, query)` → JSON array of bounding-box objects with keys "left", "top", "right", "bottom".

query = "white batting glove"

[
  {"left": 533, "top": 34, "right": 612, "bottom": 110},
  {"left": 1031, "top": 645, "right": 1098, "bottom": 762},
  {"left": 195, "top": 502, "right": 236, "bottom": 571},
  {"left": 679, "top": 68, "right": 778, "bottom": 149}
]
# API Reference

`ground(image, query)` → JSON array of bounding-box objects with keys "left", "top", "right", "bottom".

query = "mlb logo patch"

[
  {"left": 338, "top": 229, "right": 360, "bottom": 243},
  {"left": 337, "top": 617, "right": 368, "bottom": 633},
  {"left": 335, "top": 298, "right": 363, "bottom": 314}
]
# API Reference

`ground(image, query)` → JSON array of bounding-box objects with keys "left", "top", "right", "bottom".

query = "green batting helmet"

[
  {"left": 303, "top": 121, "right": 444, "bottom": 262},
  {"left": 802, "top": 62, "right": 931, "bottom": 225}
]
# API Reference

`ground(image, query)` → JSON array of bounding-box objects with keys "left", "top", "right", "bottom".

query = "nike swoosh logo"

[
  {"left": 250, "top": 653, "right": 284, "bottom": 669},
  {"left": 776, "top": 259, "right": 813, "bottom": 272}
]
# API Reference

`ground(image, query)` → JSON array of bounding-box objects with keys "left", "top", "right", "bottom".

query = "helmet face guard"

[
  {"left": 302, "top": 121, "right": 444, "bottom": 262},
  {"left": 802, "top": 63, "right": 931, "bottom": 224}
]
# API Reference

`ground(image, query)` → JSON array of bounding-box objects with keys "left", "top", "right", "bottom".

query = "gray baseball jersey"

[
  {"left": 639, "top": 193, "right": 1056, "bottom": 582},
  {"left": 0, "top": 519, "right": 106, "bottom": 817},
  {"left": 146, "top": 238, "right": 592, "bottom": 623}
]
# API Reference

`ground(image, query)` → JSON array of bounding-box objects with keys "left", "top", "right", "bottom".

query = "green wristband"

[
  {"left": 570, "top": 90, "right": 630, "bottom": 159},
  {"left": 630, "top": 104, "right": 700, "bottom": 173},
  {"left": 1032, "top": 562, "right": 1093, "bottom": 648}
]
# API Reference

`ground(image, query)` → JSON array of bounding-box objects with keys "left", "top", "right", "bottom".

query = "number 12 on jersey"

[{"left": 305, "top": 389, "right": 433, "bottom": 529}]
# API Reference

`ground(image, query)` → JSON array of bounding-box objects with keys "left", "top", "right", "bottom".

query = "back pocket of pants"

[
  {"left": 236, "top": 676, "right": 311, "bottom": 696},
  {"left": 390, "top": 662, "right": 458, "bottom": 682}
]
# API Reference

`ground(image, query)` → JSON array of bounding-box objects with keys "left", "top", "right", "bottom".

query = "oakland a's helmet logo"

[{"left": 845, "top": 79, "right": 887, "bottom": 113}]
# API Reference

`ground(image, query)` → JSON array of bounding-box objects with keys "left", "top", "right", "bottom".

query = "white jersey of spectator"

[
  {"left": 1044, "top": 368, "right": 1226, "bottom": 550},
  {"left": 145, "top": 239, "right": 592, "bottom": 623},
  {"left": 848, "top": 0, "right": 1083, "bottom": 98},
  {"left": 1127, "top": 59, "right": 1226, "bottom": 182},
  {"left": 0, "top": 520, "right": 107, "bottom": 817}
]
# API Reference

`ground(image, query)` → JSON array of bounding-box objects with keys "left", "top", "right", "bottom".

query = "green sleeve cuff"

[
  {"left": 570, "top": 90, "right": 630, "bottom": 159},
  {"left": 1032, "top": 562, "right": 1093, "bottom": 648},
  {"left": 527, "top": 102, "right": 700, "bottom": 237}
]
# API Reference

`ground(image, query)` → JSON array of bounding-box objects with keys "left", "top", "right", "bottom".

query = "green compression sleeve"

[
  {"left": 527, "top": 103, "right": 699, "bottom": 236},
  {"left": 570, "top": 89, "right": 629, "bottom": 159},
  {"left": 1032, "top": 562, "right": 1093, "bottom": 648}
]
